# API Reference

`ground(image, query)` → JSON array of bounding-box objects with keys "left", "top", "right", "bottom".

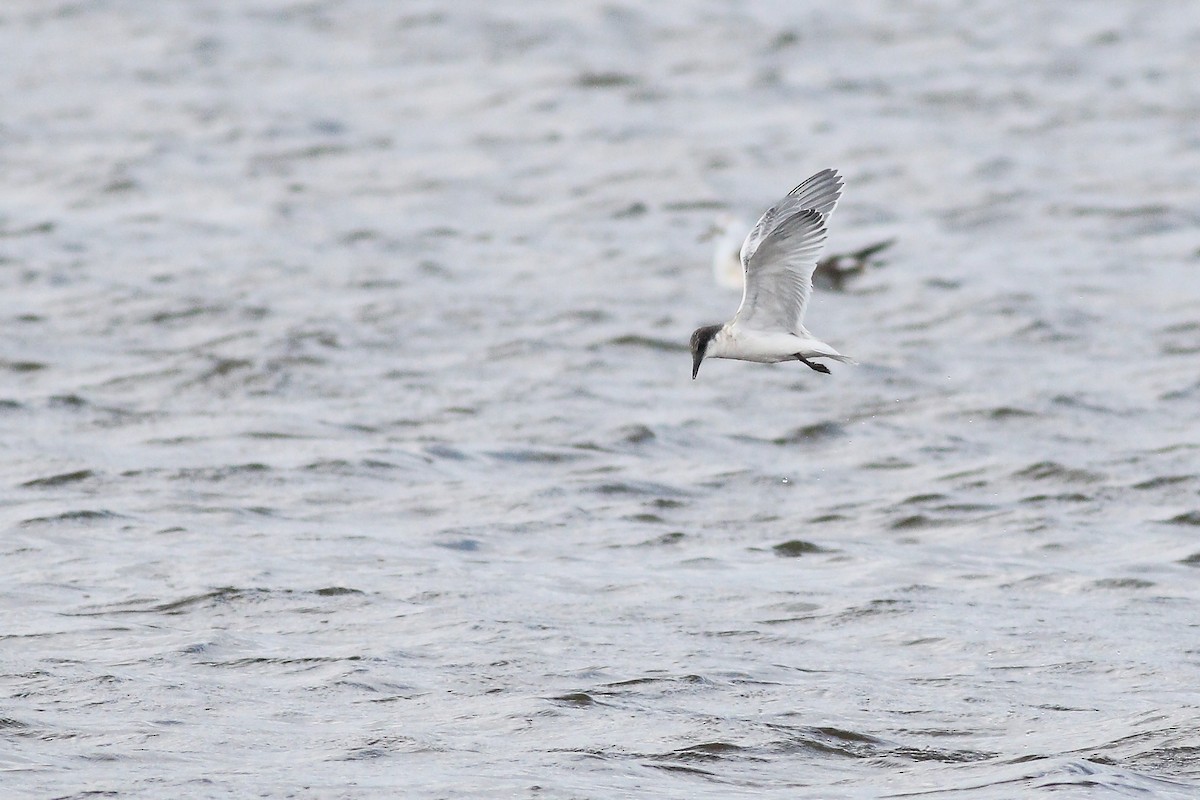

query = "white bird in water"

[
  {"left": 708, "top": 212, "right": 749, "bottom": 291},
  {"left": 691, "top": 168, "right": 853, "bottom": 379}
]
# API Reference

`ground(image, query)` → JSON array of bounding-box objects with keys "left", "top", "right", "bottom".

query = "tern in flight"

[{"left": 690, "top": 168, "right": 853, "bottom": 379}]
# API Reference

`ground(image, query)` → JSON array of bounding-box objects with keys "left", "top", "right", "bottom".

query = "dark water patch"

[
  {"left": 425, "top": 443, "right": 468, "bottom": 461},
  {"left": 769, "top": 28, "right": 801, "bottom": 49},
  {"left": 605, "top": 674, "right": 711, "bottom": 689},
  {"left": 650, "top": 498, "right": 685, "bottom": 509},
  {"left": 1133, "top": 475, "right": 1194, "bottom": 490},
  {"left": 339, "top": 228, "right": 383, "bottom": 245},
  {"left": 1013, "top": 461, "right": 1104, "bottom": 483},
  {"left": 772, "top": 540, "right": 827, "bottom": 557},
  {"left": 1179, "top": 553, "right": 1200, "bottom": 567},
  {"left": 1064, "top": 202, "right": 1184, "bottom": 220},
  {"left": 638, "top": 531, "right": 685, "bottom": 546},
  {"left": 121, "top": 468, "right": 161, "bottom": 478},
  {"left": 673, "top": 742, "right": 750, "bottom": 760},
  {"left": 834, "top": 599, "right": 911, "bottom": 622},
  {"left": 155, "top": 588, "right": 264, "bottom": 614},
  {"left": 1165, "top": 511, "right": 1200, "bottom": 526},
  {"left": 147, "top": 304, "right": 224, "bottom": 324},
  {"left": 769, "top": 725, "right": 884, "bottom": 758},
  {"left": 939, "top": 466, "right": 990, "bottom": 483},
  {"left": 613, "top": 201, "right": 647, "bottom": 219},
  {"left": 0, "top": 398, "right": 23, "bottom": 411},
  {"left": 615, "top": 424, "right": 655, "bottom": 444},
  {"left": 902, "top": 493, "right": 946, "bottom": 504},
  {"left": 595, "top": 481, "right": 687, "bottom": 497},
  {"left": 757, "top": 616, "right": 819, "bottom": 632},
  {"left": 903, "top": 637, "right": 944, "bottom": 646},
  {"left": 892, "top": 307, "right": 967, "bottom": 332},
  {"left": 285, "top": 328, "right": 339, "bottom": 349},
  {"left": 1, "top": 360, "right": 46, "bottom": 372},
  {"left": 103, "top": 176, "right": 138, "bottom": 193},
  {"left": 1052, "top": 394, "right": 1121, "bottom": 414},
  {"left": 0, "top": 220, "right": 55, "bottom": 237},
  {"left": 1015, "top": 321, "right": 1083, "bottom": 345},
  {"left": 550, "top": 692, "right": 598, "bottom": 707},
  {"left": 662, "top": 199, "right": 725, "bottom": 211},
  {"left": 1157, "top": 321, "right": 1200, "bottom": 355},
  {"left": 436, "top": 538, "right": 482, "bottom": 552},
  {"left": 173, "top": 463, "right": 271, "bottom": 482},
  {"left": 1124, "top": 746, "right": 1200, "bottom": 784},
  {"left": 648, "top": 742, "right": 755, "bottom": 770},
  {"left": 77, "top": 587, "right": 269, "bottom": 617},
  {"left": 1159, "top": 321, "right": 1200, "bottom": 333},
  {"left": 773, "top": 421, "right": 845, "bottom": 445},
  {"left": 20, "top": 469, "right": 94, "bottom": 487},
  {"left": 643, "top": 761, "right": 720, "bottom": 778},
  {"left": 768, "top": 724, "right": 993, "bottom": 767},
  {"left": 188, "top": 357, "right": 253, "bottom": 384},
  {"left": 487, "top": 448, "right": 587, "bottom": 464},
  {"left": 146, "top": 435, "right": 205, "bottom": 446},
  {"left": 304, "top": 459, "right": 355, "bottom": 474},
  {"left": 891, "top": 514, "right": 952, "bottom": 530},
  {"left": 1161, "top": 343, "right": 1200, "bottom": 356},
  {"left": 204, "top": 655, "right": 360, "bottom": 668},
  {"left": 21, "top": 509, "right": 123, "bottom": 526},
  {"left": 336, "top": 740, "right": 402, "bottom": 761},
  {"left": 862, "top": 457, "right": 913, "bottom": 470},
  {"left": 982, "top": 406, "right": 1039, "bottom": 420},
  {"left": 576, "top": 71, "right": 638, "bottom": 89},
  {"left": 936, "top": 502, "right": 998, "bottom": 512},
  {"left": 1159, "top": 380, "right": 1200, "bottom": 401},
  {"left": 252, "top": 144, "right": 350, "bottom": 173},
  {"left": 244, "top": 431, "right": 311, "bottom": 440},
  {"left": 1090, "top": 578, "right": 1155, "bottom": 590},
  {"left": 1021, "top": 493, "right": 1092, "bottom": 504},
  {"left": 314, "top": 587, "right": 364, "bottom": 597},
  {"left": 605, "top": 334, "right": 687, "bottom": 352},
  {"left": 548, "top": 308, "right": 611, "bottom": 324},
  {"left": 46, "top": 394, "right": 84, "bottom": 408},
  {"left": 886, "top": 743, "right": 995, "bottom": 764},
  {"left": 625, "top": 513, "right": 664, "bottom": 523},
  {"left": 809, "top": 513, "right": 847, "bottom": 523}
]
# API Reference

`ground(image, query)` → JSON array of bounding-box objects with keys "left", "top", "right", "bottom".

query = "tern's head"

[{"left": 690, "top": 324, "right": 721, "bottom": 379}]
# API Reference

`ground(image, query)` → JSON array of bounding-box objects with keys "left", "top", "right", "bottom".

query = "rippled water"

[{"left": 4, "top": 1, "right": 1200, "bottom": 797}]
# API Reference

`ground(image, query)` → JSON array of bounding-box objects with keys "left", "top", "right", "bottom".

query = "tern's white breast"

[{"left": 710, "top": 326, "right": 807, "bottom": 363}]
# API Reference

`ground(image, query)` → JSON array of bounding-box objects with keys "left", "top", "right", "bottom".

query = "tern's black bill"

[{"left": 689, "top": 324, "right": 719, "bottom": 380}]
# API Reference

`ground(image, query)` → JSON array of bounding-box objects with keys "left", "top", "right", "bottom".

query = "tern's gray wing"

[
  {"left": 738, "top": 169, "right": 843, "bottom": 266},
  {"left": 732, "top": 208, "right": 829, "bottom": 333}
]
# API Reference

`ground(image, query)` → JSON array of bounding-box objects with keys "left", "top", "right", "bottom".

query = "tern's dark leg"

[{"left": 793, "top": 354, "right": 831, "bottom": 374}]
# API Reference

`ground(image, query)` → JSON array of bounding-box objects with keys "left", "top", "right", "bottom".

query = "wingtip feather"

[{"left": 786, "top": 168, "right": 844, "bottom": 216}]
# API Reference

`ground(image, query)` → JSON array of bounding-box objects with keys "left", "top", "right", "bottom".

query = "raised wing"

[
  {"left": 738, "top": 169, "right": 842, "bottom": 266},
  {"left": 732, "top": 208, "right": 829, "bottom": 333}
]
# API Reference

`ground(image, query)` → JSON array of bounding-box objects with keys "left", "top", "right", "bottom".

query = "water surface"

[{"left": 3, "top": 1, "right": 1200, "bottom": 797}]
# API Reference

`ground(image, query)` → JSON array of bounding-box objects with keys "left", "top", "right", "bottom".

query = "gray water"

[{"left": 3, "top": 1, "right": 1200, "bottom": 797}]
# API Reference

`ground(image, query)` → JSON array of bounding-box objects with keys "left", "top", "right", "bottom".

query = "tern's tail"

[{"left": 806, "top": 338, "right": 856, "bottom": 365}]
